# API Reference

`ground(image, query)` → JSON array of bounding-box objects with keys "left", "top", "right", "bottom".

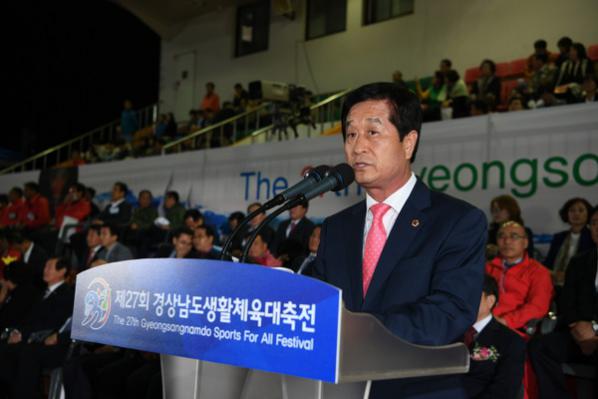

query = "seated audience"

[
  {"left": 0, "top": 231, "right": 21, "bottom": 277},
  {"left": 97, "top": 181, "right": 132, "bottom": 226},
  {"left": 93, "top": 223, "right": 133, "bottom": 265},
  {"left": 23, "top": 182, "right": 50, "bottom": 230},
  {"left": 526, "top": 39, "right": 558, "bottom": 78},
  {"left": 443, "top": 69, "right": 469, "bottom": 119},
  {"left": 272, "top": 199, "right": 315, "bottom": 263},
  {"left": 555, "top": 42, "right": 595, "bottom": 87},
  {"left": 0, "top": 257, "right": 74, "bottom": 399},
  {"left": 154, "top": 113, "right": 168, "bottom": 140},
  {"left": 471, "top": 59, "right": 502, "bottom": 110},
  {"left": 544, "top": 198, "right": 594, "bottom": 284},
  {"left": 162, "top": 191, "right": 185, "bottom": 230},
  {"left": 54, "top": 182, "right": 91, "bottom": 236},
  {"left": 200, "top": 82, "right": 220, "bottom": 113},
  {"left": 130, "top": 190, "right": 159, "bottom": 231},
  {"left": 225, "top": 211, "right": 246, "bottom": 252},
  {"left": 192, "top": 225, "right": 219, "bottom": 260},
  {"left": 555, "top": 36, "right": 573, "bottom": 68},
  {"left": 13, "top": 231, "right": 48, "bottom": 291},
  {"left": 462, "top": 274, "right": 525, "bottom": 398},
  {"left": 529, "top": 53, "right": 557, "bottom": 96},
  {"left": 529, "top": 206, "right": 598, "bottom": 399},
  {"left": 156, "top": 227, "right": 194, "bottom": 259},
  {"left": 487, "top": 195, "right": 535, "bottom": 258},
  {"left": 486, "top": 221, "right": 553, "bottom": 335},
  {"left": 416, "top": 71, "right": 445, "bottom": 121},
  {"left": 73, "top": 224, "right": 105, "bottom": 272},
  {"left": 249, "top": 231, "right": 282, "bottom": 268},
  {"left": 184, "top": 209, "right": 204, "bottom": 230},
  {"left": 85, "top": 187, "right": 100, "bottom": 218},
  {"left": 291, "top": 224, "right": 321, "bottom": 275},
  {"left": 439, "top": 58, "right": 452, "bottom": 77},
  {"left": 244, "top": 202, "right": 275, "bottom": 251},
  {"left": 0, "top": 187, "right": 26, "bottom": 228},
  {"left": 0, "top": 262, "right": 38, "bottom": 331}
]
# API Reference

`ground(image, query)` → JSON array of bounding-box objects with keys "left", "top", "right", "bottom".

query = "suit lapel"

[
  {"left": 363, "top": 180, "right": 431, "bottom": 309},
  {"left": 344, "top": 201, "right": 366, "bottom": 311}
]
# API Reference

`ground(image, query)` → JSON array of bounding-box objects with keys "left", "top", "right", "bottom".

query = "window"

[
  {"left": 363, "top": 0, "right": 414, "bottom": 25},
  {"left": 235, "top": 1, "right": 270, "bottom": 57},
  {"left": 306, "top": 0, "right": 347, "bottom": 40}
]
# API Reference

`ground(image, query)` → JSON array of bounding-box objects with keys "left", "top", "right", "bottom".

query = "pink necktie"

[{"left": 362, "top": 203, "right": 391, "bottom": 297}]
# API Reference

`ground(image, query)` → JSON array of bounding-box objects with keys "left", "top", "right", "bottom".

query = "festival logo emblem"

[{"left": 81, "top": 277, "right": 112, "bottom": 330}]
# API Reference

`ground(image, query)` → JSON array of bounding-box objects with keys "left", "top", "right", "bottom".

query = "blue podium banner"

[{"left": 71, "top": 259, "right": 342, "bottom": 383}]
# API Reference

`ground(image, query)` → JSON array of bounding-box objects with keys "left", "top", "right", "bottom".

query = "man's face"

[
  {"left": 344, "top": 100, "right": 416, "bottom": 198},
  {"left": 43, "top": 258, "right": 66, "bottom": 285},
  {"left": 193, "top": 228, "right": 213, "bottom": 253},
  {"left": 8, "top": 190, "right": 20, "bottom": 203},
  {"left": 497, "top": 224, "right": 528, "bottom": 261},
  {"left": 86, "top": 229, "right": 102, "bottom": 248},
  {"left": 173, "top": 233, "right": 193, "bottom": 258},
  {"left": 589, "top": 212, "right": 598, "bottom": 245},
  {"left": 440, "top": 62, "right": 450, "bottom": 74},
  {"left": 206, "top": 84, "right": 214, "bottom": 94},
  {"left": 477, "top": 292, "right": 496, "bottom": 321},
  {"left": 24, "top": 187, "right": 34, "bottom": 200},
  {"left": 112, "top": 185, "right": 124, "bottom": 201},
  {"left": 139, "top": 192, "right": 152, "bottom": 208},
  {"left": 164, "top": 196, "right": 176, "bottom": 209},
  {"left": 289, "top": 205, "right": 307, "bottom": 221},
  {"left": 100, "top": 228, "right": 118, "bottom": 248},
  {"left": 308, "top": 227, "right": 321, "bottom": 254},
  {"left": 68, "top": 186, "right": 81, "bottom": 201},
  {"left": 249, "top": 236, "right": 267, "bottom": 259}
]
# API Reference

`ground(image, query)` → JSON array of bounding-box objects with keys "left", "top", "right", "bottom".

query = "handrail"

[
  {"left": 309, "top": 88, "right": 351, "bottom": 109},
  {"left": 0, "top": 103, "right": 156, "bottom": 175},
  {"left": 161, "top": 102, "right": 270, "bottom": 154}
]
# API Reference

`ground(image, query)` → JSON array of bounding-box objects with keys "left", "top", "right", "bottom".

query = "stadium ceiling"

[{"left": 114, "top": 0, "right": 241, "bottom": 39}]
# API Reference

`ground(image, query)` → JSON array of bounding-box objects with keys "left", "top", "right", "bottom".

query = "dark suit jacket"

[
  {"left": 273, "top": 217, "right": 315, "bottom": 257},
  {"left": 98, "top": 201, "right": 132, "bottom": 225},
  {"left": 25, "top": 243, "right": 49, "bottom": 291},
  {"left": 0, "top": 283, "right": 39, "bottom": 330},
  {"left": 544, "top": 227, "right": 594, "bottom": 269},
  {"left": 560, "top": 247, "right": 598, "bottom": 325},
  {"left": 314, "top": 179, "right": 487, "bottom": 399},
  {"left": 462, "top": 318, "right": 525, "bottom": 398},
  {"left": 17, "top": 282, "right": 74, "bottom": 341}
]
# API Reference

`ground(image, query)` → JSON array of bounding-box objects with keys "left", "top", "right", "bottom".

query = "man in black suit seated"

[
  {"left": 192, "top": 225, "right": 220, "bottom": 260},
  {"left": 72, "top": 224, "right": 105, "bottom": 272},
  {"left": 13, "top": 230, "right": 48, "bottom": 291},
  {"left": 0, "top": 257, "right": 74, "bottom": 398},
  {"left": 92, "top": 223, "right": 133, "bottom": 265},
  {"left": 156, "top": 227, "right": 194, "bottom": 258},
  {"left": 0, "top": 263, "right": 38, "bottom": 331},
  {"left": 272, "top": 198, "right": 315, "bottom": 265},
  {"left": 96, "top": 181, "right": 132, "bottom": 226},
  {"left": 291, "top": 224, "right": 321, "bottom": 275},
  {"left": 462, "top": 274, "right": 526, "bottom": 398},
  {"left": 529, "top": 206, "right": 598, "bottom": 399}
]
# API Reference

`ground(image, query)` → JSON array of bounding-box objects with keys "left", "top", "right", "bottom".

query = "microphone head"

[
  {"left": 305, "top": 165, "right": 331, "bottom": 182},
  {"left": 329, "top": 163, "right": 355, "bottom": 191}
]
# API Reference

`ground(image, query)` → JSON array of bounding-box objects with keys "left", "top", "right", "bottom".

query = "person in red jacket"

[
  {"left": 486, "top": 220, "right": 554, "bottom": 335},
  {"left": 23, "top": 182, "right": 50, "bottom": 230},
  {"left": 54, "top": 183, "right": 91, "bottom": 232},
  {"left": 486, "top": 220, "right": 553, "bottom": 399},
  {"left": 0, "top": 188, "right": 27, "bottom": 228}
]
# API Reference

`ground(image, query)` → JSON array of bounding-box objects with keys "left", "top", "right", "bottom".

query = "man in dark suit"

[
  {"left": 156, "top": 227, "right": 194, "bottom": 258},
  {"left": 72, "top": 224, "right": 105, "bottom": 272},
  {"left": 529, "top": 206, "right": 598, "bottom": 399},
  {"left": 314, "top": 83, "right": 487, "bottom": 398},
  {"left": 93, "top": 223, "right": 133, "bottom": 265},
  {"left": 0, "top": 257, "right": 75, "bottom": 398},
  {"left": 13, "top": 230, "right": 48, "bottom": 291},
  {"left": 273, "top": 198, "right": 315, "bottom": 264},
  {"left": 96, "top": 181, "right": 132, "bottom": 226},
  {"left": 291, "top": 224, "right": 321, "bottom": 275},
  {"left": 462, "top": 275, "right": 525, "bottom": 398},
  {"left": 0, "top": 263, "right": 38, "bottom": 331}
]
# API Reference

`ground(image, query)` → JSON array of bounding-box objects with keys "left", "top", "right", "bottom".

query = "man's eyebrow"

[{"left": 366, "top": 117, "right": 383, "bottom": 124}]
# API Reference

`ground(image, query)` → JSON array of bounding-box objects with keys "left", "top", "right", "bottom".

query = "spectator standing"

[
  {"left": 471, "top": 59, "right": 502, "bottom": 110},
  {"left": 120, "top": 100, "right": 139, "bottom": 144},
  {"left": 232, "top": 83, "right": 249, "bottom": 112},
  {"left": 200, "top": 82, "right": 220, "bottom": 113},
  {"left": 23, "top": 182, "right": 50, "bottom": 230}
]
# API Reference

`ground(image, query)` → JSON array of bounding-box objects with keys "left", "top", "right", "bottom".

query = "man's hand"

[
  {"left": 8, "top": 330, "right": 22, "bottom": 344},
  {"left": 44, "top": 333, "right": 58, "bottom": 346},
  {"left": 569, "top": 321, "right": 595, "bottom": 343}
]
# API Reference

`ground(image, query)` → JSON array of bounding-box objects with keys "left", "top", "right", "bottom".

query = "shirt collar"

[
  {"left": 24, "top": 242, "right": 34, "bottom": 263},
  {"left": 47, "top": 280, "right": 65, "bottom": 295},
  {"left": 473, "top": 314, "right": 493, "bottom": 333},
  {"left": 365, "top": 172, "right": 417, "bottom": 213},
  {"left": 111, "top": 198, "right": 125, "bottom": 207}
]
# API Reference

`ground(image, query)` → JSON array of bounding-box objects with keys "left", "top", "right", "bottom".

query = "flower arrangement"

[{"left": 471, "top": 343, "right": 500, "bottom": 362}]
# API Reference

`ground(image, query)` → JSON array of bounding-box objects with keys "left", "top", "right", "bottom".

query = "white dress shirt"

[
  {"left": 44, "top": 281, "right": 65, "bottom": 299},
  {"left": 363, "top": 172, "right": 417, "bottom": 255},
  {"left": 473, "top": 314, "right": 493, "bottom": 334},
  {"left": 23, "top": 242, "right": 34, "bottom": 263}
]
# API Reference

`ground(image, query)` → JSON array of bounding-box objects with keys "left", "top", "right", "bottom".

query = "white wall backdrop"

[{"left": 159, "top": 0, "right": 598, "bottom": 117}]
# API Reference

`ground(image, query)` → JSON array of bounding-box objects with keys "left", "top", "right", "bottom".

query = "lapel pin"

[{"left": 411, "top": 219, "right": 420, "bottom": 228}]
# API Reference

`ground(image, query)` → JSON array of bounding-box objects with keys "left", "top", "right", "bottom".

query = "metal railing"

[
  {"left": 233, "top": 88, "right": 351, "bottom": 146},
  {"left": 160, "top": 103, "right": 271, "bottom": 155},
  {"left": 0, "top": 104, "right": 157, "bottom": 174}
]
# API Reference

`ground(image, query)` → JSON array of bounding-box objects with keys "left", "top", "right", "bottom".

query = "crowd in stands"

[{"left": 0, "top": 171, "right": 596, "bottom": 398}]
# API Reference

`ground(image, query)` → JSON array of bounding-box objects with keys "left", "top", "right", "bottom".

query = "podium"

[{"left": 71, "top": 259, "right": 469, "bottom": 399}]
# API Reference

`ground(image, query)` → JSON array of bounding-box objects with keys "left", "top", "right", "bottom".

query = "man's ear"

[{"left": 403, "top": 131, "right": 418, "bottom": 161}]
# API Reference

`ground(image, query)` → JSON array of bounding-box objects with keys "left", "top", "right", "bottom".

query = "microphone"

[
  {"left": 240, "top": 163, "right": 355, "bottom": 263},
  {"left": 261, "top": 165, "right": 331, "bottom": 209},
  {"left": 219, "top": 164, "right": 331, "bottom": 260},
  {"left": 303, "top": 163, "right": 355, "bottom": 200}
]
